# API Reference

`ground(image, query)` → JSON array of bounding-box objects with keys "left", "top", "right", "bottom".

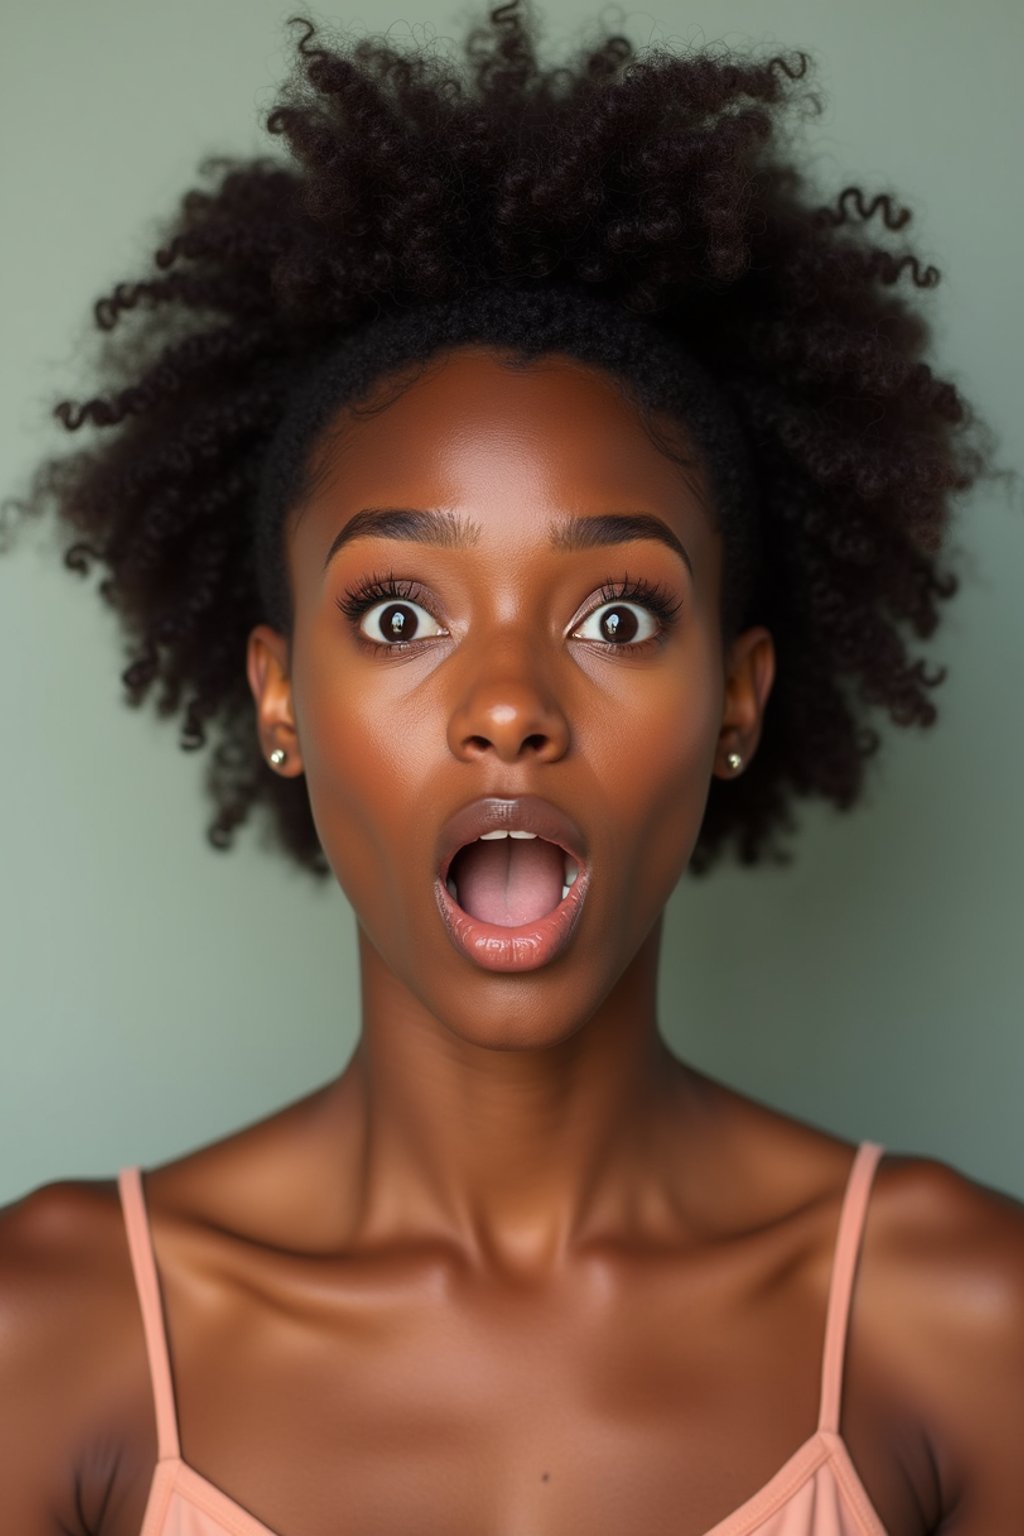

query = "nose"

[{"left": 446, "top": 638, "right": 571, "bottom": 765}]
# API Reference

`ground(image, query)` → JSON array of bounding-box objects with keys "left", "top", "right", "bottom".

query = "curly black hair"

[{"left": 10, "top": 1, "right": 983, "bottom": 879}]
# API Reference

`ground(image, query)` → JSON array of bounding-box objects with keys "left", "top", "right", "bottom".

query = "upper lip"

[{"left": 435, "top": 794, "right": 590, "bottom": 884}]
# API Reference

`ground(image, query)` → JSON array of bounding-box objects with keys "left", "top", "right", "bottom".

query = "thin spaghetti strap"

[
  {"left": 117, "top": 1167, "right": 181, "bottom": 1461},
  {"left": 817, "top": 1141, "right": 885, "bottom": 1435}
]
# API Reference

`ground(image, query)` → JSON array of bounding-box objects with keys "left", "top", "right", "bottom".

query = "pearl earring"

[
  {"left": 726, "top": 751, "right": 743, "bottom": 773},
  {"left": 269, "top": 747, "right": 287, "bottom": 768}
]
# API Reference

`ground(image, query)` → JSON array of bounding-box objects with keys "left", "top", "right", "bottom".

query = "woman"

[{"left": 1, "top": 6, "right": 1022, "bottom": 1533}]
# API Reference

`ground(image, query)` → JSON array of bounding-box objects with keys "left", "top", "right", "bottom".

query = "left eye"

[
  {"left": 359, "top": 599, "right": 447, "bottom": 646},
  {"left": 572, "top": 600, "right": 660, "bottom": 646}
]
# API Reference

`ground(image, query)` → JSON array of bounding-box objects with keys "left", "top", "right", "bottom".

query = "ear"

[
  {"left": 246, "top": 624, "right": 304, "bottom": 777},
  {"left": 713, "top": 625, "right": 775, "bottom": 780}
]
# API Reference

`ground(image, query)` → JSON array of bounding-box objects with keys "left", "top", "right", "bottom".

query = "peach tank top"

[{"left": 119, "top": 1141, "right": 887, "bottom": 1536}]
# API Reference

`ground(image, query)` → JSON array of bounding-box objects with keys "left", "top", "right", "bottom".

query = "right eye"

[{"left": 357, "top": 597, "right": 447, "bottom": 647}]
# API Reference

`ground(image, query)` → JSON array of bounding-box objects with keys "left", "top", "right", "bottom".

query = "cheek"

[
  {"left": 587, "top": 640, "right": 723, "bottom": 897},
  {"left": 289, "top": 634, "right": 429, "bottom": 903}
]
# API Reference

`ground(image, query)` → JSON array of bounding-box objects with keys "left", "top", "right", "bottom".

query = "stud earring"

[
  {"left": 726, "top": 751, "right": 743, "bottom": 773},
  {"left": 269, "top": 747, "right": 287, "bottom": 768}
]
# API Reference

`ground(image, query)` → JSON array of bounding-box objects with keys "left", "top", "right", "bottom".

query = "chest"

[{"left": 149, "top": 1261, "right": 834, "bottom": 1536}]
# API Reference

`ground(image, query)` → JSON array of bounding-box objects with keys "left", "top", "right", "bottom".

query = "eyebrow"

[
  {"left": 550, "top": 512, "right": 692, "bottom": 575},
  {"left": 322, "top": 508, "right": 693, "bottom": 576}
]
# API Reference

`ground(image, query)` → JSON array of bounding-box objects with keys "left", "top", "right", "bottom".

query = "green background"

[{"left": 1, "top": 0, "right": 1021, "bottom": 1205}]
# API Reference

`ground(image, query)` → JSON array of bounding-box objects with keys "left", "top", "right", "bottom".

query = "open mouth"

[
  {"left": 444, "top": 832, "right": 581, "bottom": 927},
  {"left": 432, "top": 796, "right": 591, "bottom": 972}
]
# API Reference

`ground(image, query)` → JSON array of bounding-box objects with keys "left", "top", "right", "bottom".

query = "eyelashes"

[
  {"left": 593, "top": 575, "right": 683, "bottom": 622},
  {"left": 335, "top": 569, "right": 684, "bottom": 654},
  {"left": 336, "top": 573, "right": 431, "bottom": 626}
]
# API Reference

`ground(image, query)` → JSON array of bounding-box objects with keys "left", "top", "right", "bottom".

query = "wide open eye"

[
  {"left": 357, "top": 597, "right": 447, "bottom": 647},
  {"left": 572, "top": 599, "right": 661, "bottom": 646}
]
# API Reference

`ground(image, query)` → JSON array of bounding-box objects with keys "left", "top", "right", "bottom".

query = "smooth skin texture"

[{"left": 1, "top": 349, "right": 1023, "bottom": 1536}]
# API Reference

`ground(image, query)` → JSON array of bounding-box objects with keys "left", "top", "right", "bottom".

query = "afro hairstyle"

[{"left": 10, "top": 1, "right": 984, "bottom": 878}]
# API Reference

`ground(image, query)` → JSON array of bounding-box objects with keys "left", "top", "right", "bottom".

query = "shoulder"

[
  {"left": 0, "top": 1178, "right": 146, "bottom": 1533},
  {"left": 867, "top": 1152, "right": 1024, "bottom": 1334},
  {"left": 0, "top": 1176, "right": 131, "bottom": 1354},
  {"left": 862, "top": 1153, "right": 1024, "bottom": 1525}
]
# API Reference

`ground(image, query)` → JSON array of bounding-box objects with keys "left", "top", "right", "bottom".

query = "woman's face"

[{"left": 248, "top": 346, "right": 773, "bottom": 1048}]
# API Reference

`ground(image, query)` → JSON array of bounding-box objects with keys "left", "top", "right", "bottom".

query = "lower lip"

[{"left": 433, "top": 864, "right": 590, "bottom": 973}]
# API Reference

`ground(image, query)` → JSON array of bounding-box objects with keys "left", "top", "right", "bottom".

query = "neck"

[{"left": 327, "top": 917, "right": 696, "bottom": 1279}]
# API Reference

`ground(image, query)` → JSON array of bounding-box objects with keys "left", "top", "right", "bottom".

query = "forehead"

[{"left": 290, "top": 345, "right": 720, "bottom": 572}]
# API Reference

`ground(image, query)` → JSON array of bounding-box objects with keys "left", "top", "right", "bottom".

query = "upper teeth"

[{"left": 479, "top": 829, "right": 537, "bottom": 839}]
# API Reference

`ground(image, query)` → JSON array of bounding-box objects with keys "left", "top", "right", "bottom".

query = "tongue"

[{"left": 452, "top": 838, "right": 565, "bottom": 926}]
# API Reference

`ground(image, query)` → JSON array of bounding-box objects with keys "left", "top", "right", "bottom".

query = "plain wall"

[{"left": 1, "top": 0, "right": 1021, "bottom": 1206}]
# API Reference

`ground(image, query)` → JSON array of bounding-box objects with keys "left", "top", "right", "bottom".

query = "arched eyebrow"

[
  {"left": 322, "top": 508, "right": 470, "bottom": 563},
  {"left": 322, "top": 508, "right": 693, "bottom": 575},
  {"left": 549, "top": 512, "right": 693, "bottom": 575}
]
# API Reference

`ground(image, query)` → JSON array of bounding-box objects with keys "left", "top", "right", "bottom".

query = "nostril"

[
  {"left": 466, "top": 734, "right": 548, "bottom": 754},
  {"left": 451, "top": 706, "right": 572, "bottom": 769}
]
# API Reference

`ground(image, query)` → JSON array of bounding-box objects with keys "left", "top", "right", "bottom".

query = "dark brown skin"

[{"left": 2, "top": 348, "right": 1023, "bottom": 1536}]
